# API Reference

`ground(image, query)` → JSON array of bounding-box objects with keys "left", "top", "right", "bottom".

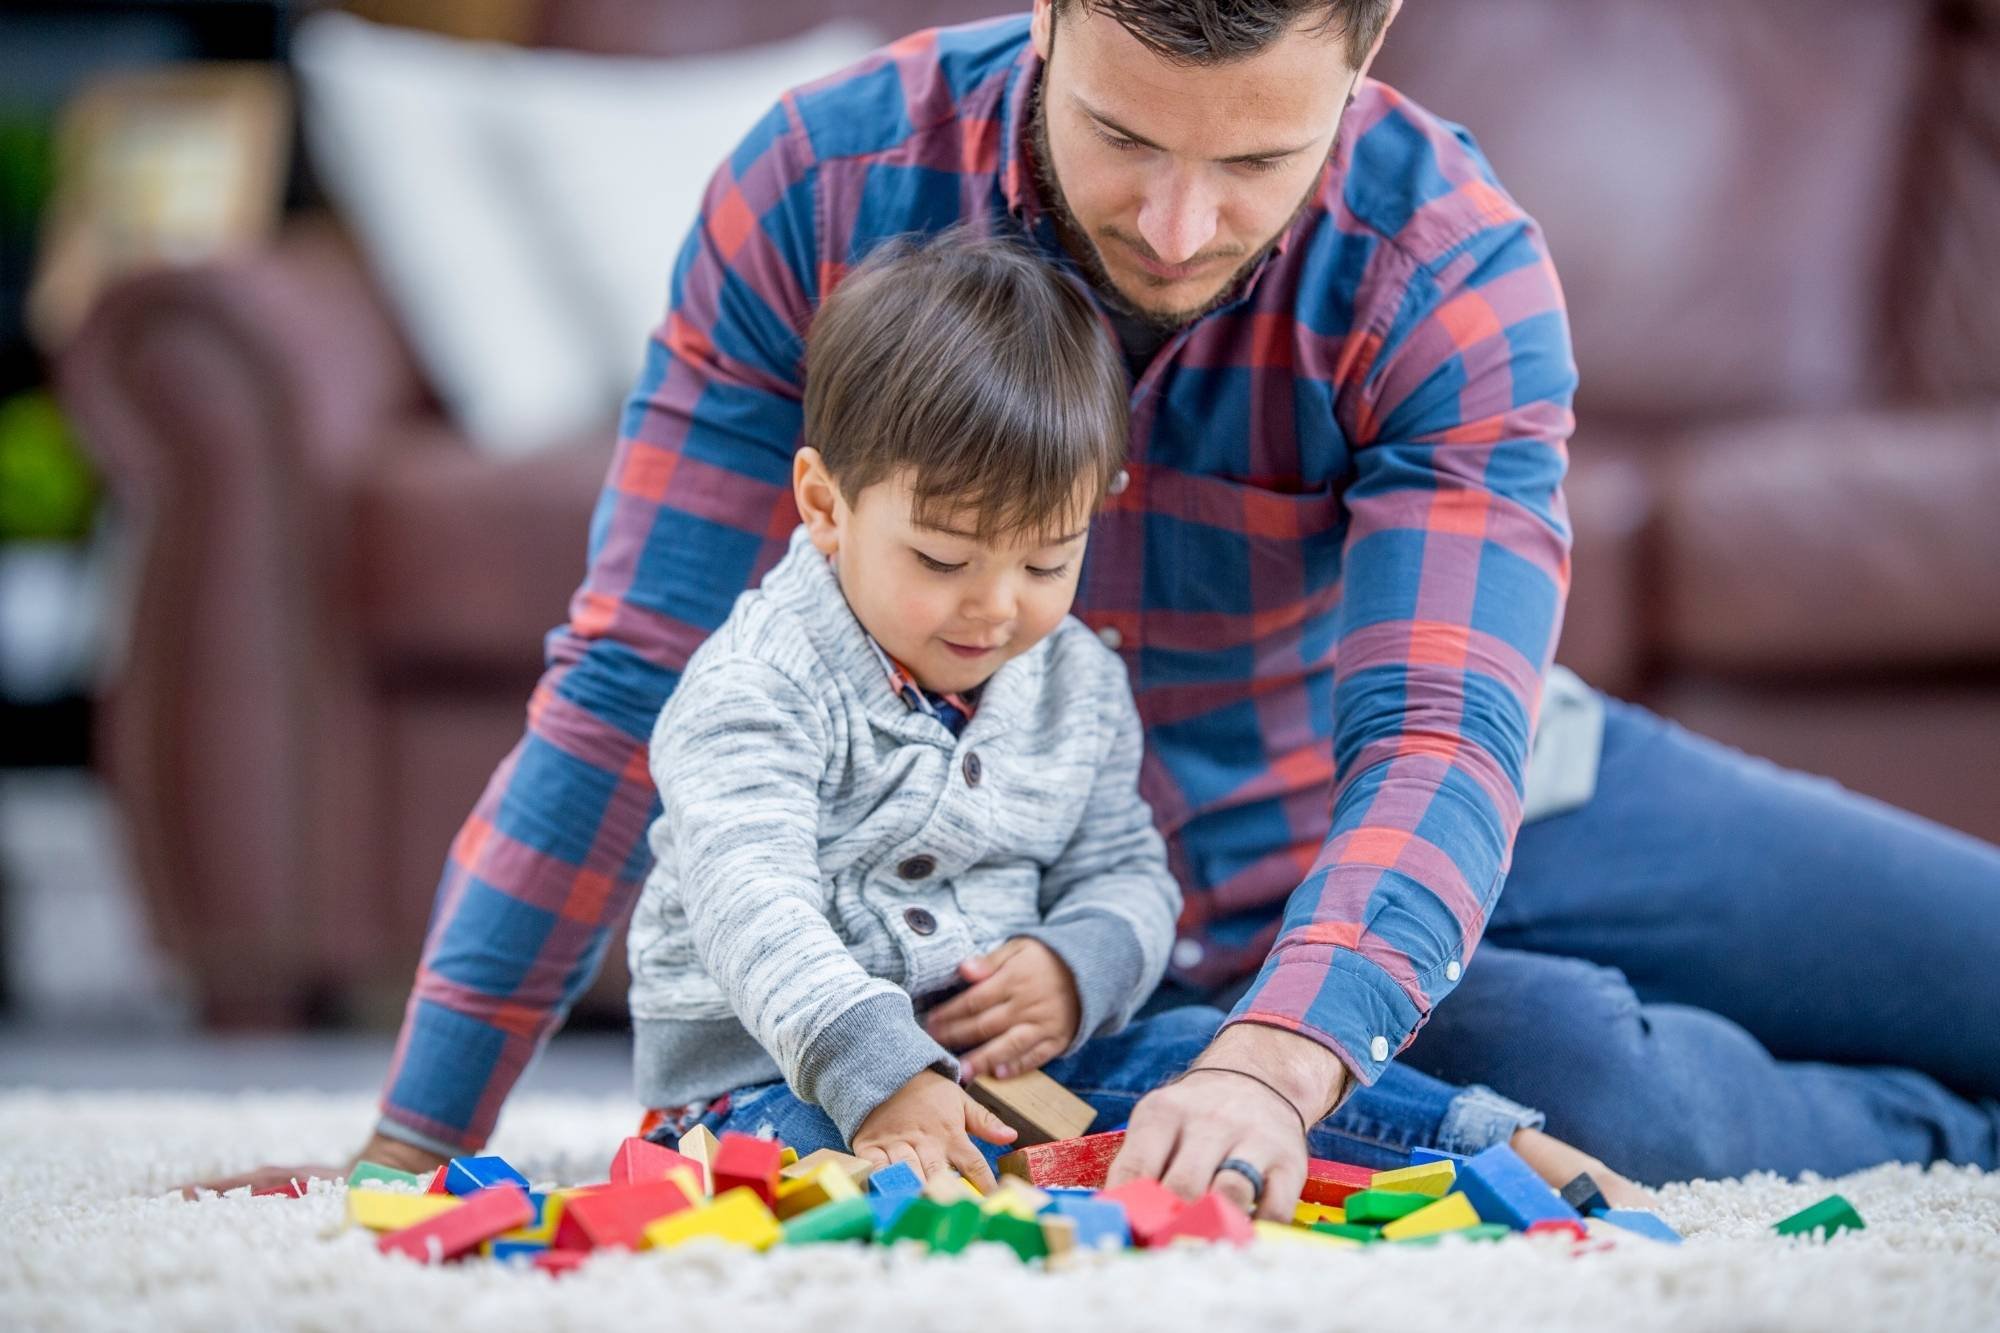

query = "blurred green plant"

[
  {"left": 0, "top": 110, "right": 57, "bottom": 233},
  {"left": 0, "top": 390, "right": 98, "bottom": 541}
]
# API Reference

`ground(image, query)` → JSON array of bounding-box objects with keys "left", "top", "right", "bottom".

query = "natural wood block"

[
  {"left": 997, "top": 1130, "right": 1125, "bottom": 1189},
  {"left": 967, "top": 1070, "right": 1097, "bottom": 1146}
]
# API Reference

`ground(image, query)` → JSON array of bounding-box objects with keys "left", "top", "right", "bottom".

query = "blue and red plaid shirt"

[{"left": 381, "top": 16, "right": 1575, "bottom": 1155}]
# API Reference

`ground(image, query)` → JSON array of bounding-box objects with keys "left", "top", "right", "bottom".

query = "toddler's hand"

[
  {"left": 852, "top": 1070, "right": 1015, "bottom": 1191},
  {"left": 922, "top": 937, "right": 1081, "bottom": 1079}
]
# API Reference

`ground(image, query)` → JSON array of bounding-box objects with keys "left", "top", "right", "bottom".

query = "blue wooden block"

[
  {"left": 1456, "top": 1144, "right": 1581, "bottom": 1231},
  {"left": 866, "top": 1161, "right": 923, "bottom": 1200},
  {"left": 1409, "top": 1147, "right": 1470, "bottom": 1167},
  {"left": 1044, "top": 1194, "right": 1131, "bottom": 1250},
  {"left": 1599, "top": 1209, "right": 1683, "bottom": 1245},
  {"left": 868, "top": 1193, "right": 915, "bottom": 1233},
  {"left": 445, "top": 1155, "right": 530, "bottom": 1196},
  {"left": 487, "top": 1240, "right": 549, "bottom": 1262}
]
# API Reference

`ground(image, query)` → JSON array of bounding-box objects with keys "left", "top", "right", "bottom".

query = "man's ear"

[
  {"left": 1030, "top": 0, "right": 1054, "bottom": 62},
  {"left": 793, "top": 447, "right": 843, "bottom": 555},
  {"left": 1351, "top": 0, "right": 1401, "bottom": 85}
]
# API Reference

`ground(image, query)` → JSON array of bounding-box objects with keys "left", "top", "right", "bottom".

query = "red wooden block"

[
  {"left": 425, "top": 1166, "right": 452, "bottom": 1195},
  {"left": 1528, "top": 1219, "right": 1590, "bottom": 1243},
  {"left": 1301, "top": 1157, "right": 1376, "bottom": 1207},
  {"left": 560, "top": 1179, "right": 697, "bottom": 1251},
  {"left": 1157, "top": 1192, "right": 1254, "bottom": 1247},
  {"left": 1097, "top": 1178, "right": 1185, "bottom": 1248},
  {"left": 377, "top": 1185, "right": 533, "bottom": 1264},
  {"left": 712, "top": 1132, "right": 785, "bottom": 1207},
  {"left": 608, "top": 1136, "right": 701, "bottom": 1187},
  {"left": 532, "top": 1249, "right": 591, "bottom": 1277},
  {"left": 995, "top": 1131, "right": 1127, "bottom": 1189},
  {"left": 251, "top": 1179, "right": 306, "bottom": 1198}
]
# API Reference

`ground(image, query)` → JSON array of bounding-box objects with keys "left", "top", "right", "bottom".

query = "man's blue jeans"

[{"left": 1399, "top": 694, "right": 2000, "bottom": 1185}]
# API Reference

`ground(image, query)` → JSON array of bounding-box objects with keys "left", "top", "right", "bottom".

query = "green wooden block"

[
  {"left": 1344, "top": 1190, "right": 1434, "bottom": 1224},
  {"left": 979, "top": 1210, "right": 1049, "bottom": 1262},
  {"left": 782, "top": 1195, "right": 876, "bottom": 1245},
  {"left": 883, "top": 1197, "right": 947, "bottom": 1247},
  {"left": 929, "top": 1200, "right": 985, "bottom": 1255},
  {"left": 1391, "top": 1223, "right": 1510, "bottom": 1247},
  {"left": 1773, "top": 1194, "right": 1865, "bottom": 1240},
  {"left": 347, "top": 1161, "right": 425, "bottom": 1190},
  {"left": 1311, "top": 1221, "right": 1382, "bottom": 1244}
]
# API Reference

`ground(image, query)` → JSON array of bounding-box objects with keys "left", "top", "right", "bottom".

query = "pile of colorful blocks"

[{"left": 311, "top": 1125, "right": 1865, "bottom": 1271}]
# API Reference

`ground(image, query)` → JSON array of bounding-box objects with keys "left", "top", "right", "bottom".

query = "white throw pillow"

[{"left": 292, "top": 13, "right": 880, "bottom": 456}]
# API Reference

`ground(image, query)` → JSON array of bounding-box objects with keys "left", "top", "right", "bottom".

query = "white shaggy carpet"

[{"left": 3, "top": 1090, "right": 1995, "bottom": 1333}]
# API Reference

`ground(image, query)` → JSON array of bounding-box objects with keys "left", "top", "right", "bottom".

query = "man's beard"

[{"left": 1028, "top": 79, "right": 1327, "bottom": 333}]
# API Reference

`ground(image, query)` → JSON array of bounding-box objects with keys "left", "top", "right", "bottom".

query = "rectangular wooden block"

[
  {"left": 562, "top": 1178, "right": 698, "bottom": 1250},
  {"left": 609, "top": 1136, "right": 702, "bottom": 1188},
  {"left": 347, "top": 1190, "right": 463, "bottom": 1233},
  {"left": 712, "top": 1132, "right": 785, "bottom": 1207},
  {"left": 377, "top": 1185, "right": 532, "bottom": 1263},
  {"left": 1301, "top": 1157, "right": 1376, "bottom": 1207},
  {"left": 444, "top": 1155, "right": 530, "bottom": 1196},
  {"left": 1255, "top": 1220, "right": 1362, "bottom": 1248},
  {"left": 1601, "top": 1208, "right": 1685, "bottom": 1245},
  {"left": 643, "top": 1187, "right": 782, "bottom": 1251},
  {"left": 1344, "top": 1189, "right": 1436, "bottom": 1224},
  {"left": 996, "top": 1131, "right": 1125, "bottom": 1189},
  {"left": 775, "top": 1163, "right": 861, "bottom": 1220},
  {"left": 780, "top": 1195, "right": 877, "bottom": 1245},
  {"left": 1156, "top": 1193, "right": 1253, "bottom": 1248},
  {"left": 1379, "top": 1191, "right": 1481, "bottom": 1241},
  {"left": 1096, "top": 1179, "right": 1182, "bottom": 1248},
  {"left": 347, "top": 1161, "right": 426, "bottom": 1191},
  {"left": 865, "top": 1160, "right": 923, "bottom": 1199},
  {"left": 1772, "top": 1194, "right": 1864, "bottom": 1241},
  {"left": 1044, "top": 1193, "right": 1130, "bottom": 1250},
  {"left": 1370, "top": 1160, "right": 1456, "bottom": 1197},
  {"left": 967, "top": 1070, "right": 1097, "bottom": 1146},
  {"left": 780, "top": 1148, "right": 874, "bottom": 1187},
  {"left": 1456, "top": 1143, "right": 1581, "bottom": 1231}
]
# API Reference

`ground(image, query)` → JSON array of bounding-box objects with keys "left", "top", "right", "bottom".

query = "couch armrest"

[{"left": 56, "top": 215, "right": 430, "bottom": 1023}]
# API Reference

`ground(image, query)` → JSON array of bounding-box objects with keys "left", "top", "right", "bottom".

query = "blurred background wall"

[{"left": 2, "top": 0, "right": 1995, "bottom": 1051}]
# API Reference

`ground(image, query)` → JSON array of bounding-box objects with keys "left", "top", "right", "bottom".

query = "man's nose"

[{"left": 1136, "top": 166, "right": 1219, "bottom": 266}]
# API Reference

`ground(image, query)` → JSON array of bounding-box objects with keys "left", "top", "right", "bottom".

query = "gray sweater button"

[
  {"left": 904, "top": 906, "right": 938, "bottom": 936},
  {"left": 898, "top": 855, "right": 936, "bottom": 880},
  {"left": 962, "top": 751, "right": 983, "bottom": 787}
]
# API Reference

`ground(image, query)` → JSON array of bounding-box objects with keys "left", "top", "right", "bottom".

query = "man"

[{"left": 298, "top": 0, "right": 1998, "bottom": 1213}]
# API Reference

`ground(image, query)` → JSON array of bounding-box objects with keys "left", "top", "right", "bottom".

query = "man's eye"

[
  {"left": 1094, "top": 126, "right": 1143, "bottom": 153},
  {"left": 1027, "top": 563, "right": 1070, "bottom": 580},
  {"left": 1235, "top": 156, "right": 1286, "bottom": 175},
  {"left": 915, "top": 551, "right": 965, "bottom": 574}
]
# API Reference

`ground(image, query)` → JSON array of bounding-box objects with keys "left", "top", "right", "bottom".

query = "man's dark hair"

[
  {"left": 1053, "top": 0, "right": 1393, "bottom": 66},
  {"left": 804, "top": 226, "right": 1128, "bottom": 542}
]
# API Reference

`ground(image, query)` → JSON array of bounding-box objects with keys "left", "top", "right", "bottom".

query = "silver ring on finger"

[{"left": 1213, "top": 1156, "right": 1266, "bottom": 1210}]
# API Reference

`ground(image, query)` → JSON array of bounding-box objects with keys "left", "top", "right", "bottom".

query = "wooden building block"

[
  {"left": 779, "top": 1146, "right": 799, "bottom": 1168},
  {"left": 1379, "top": 1191, "right": 1481, "bottom": 1241},
  {"left": 643, "top": 1187, "right": 782, "bottom": 1251},
  {"left": 531, "top": 1249, "right": 589, "bottom": 1276},
  {"left": 252, "top": 1179, "right": 307, "bottom": 1198},
  {"left": 609, "top": 1136, "right": 702, "bottom": 1188},
  {"left": 377, "top": 1185, "right": 533, "bottom": 1263},
  {"left": 866, "top": 1161, "right": 924, "bottom": 1199},
  {"left": 711, "top": 1132, "right": 785, "bottom": 1208},
  {"left": 1156, "top": 1193, "right": 1254, "bottom": 1247},
  {"left": 1040, "top": 1214, "right": 1079, "bottom": 1267},
  {"left": 424, "top": 1166, "right": 452, "bottom": 1195},
  {"left": 927, "top": 1200, "right": 985, "bottom": 1255},
  {"left": 1292, "top": 1202, "right": 1345, "bottom": 1226},
  {"left": 1409, "top": 1148, "right": 1469, "bottom": 1166},
  {"left": 1344, "top": 1189, "right": 1435, "bottom": 1224},
  {"left": 997, "top": 1131, "right": 1126, "bottom": 1189},
  {"left": 347, "top": 1190, "right": 463, "bottom": 1233},
  {"left": 781, "top": 1148, "right": 874, "bottom": 1188},
  {"left": 1044, "top": 1193, "right": 1130, "bottom": 1250},
  {"left": 923, "top": 1173, "right": 979, "bottom": 1205},
  {"left": 1773, "top": 1194, "right": 1864, "bottom": 1241},
  {"left": 1526, "top": 1218, "right": 1589, "bottom": 1242},
  {"left": 488, "top": 1191, "right": 562, "bottom": 1246},
  {"left": 979, "top": 1210, "right": 1049, "bottom": 1262},
  {"left": 967, "top": 1070, "right": 1097, "bottom": 1146},
  {"left": 982, "top": 1177, "right": 1051, "bottom": 1216},
  {"left": 775, "top": 1163, "right": 861, "bottom": 1220},
  {"left": 1370, "top": 1160, "right": 1456, "bottom": 1197},
  {"left": 780, "top": 1195, "right": 877, "bottom": 1245},
  {"left": 1255, "top": 1220, "right": 1361, "bottom": 1247},
  {"left": 1311, "top": 1221, "right": 1382, "bottom": 1244},
  {"left": 445, "top": 1155, "right": 530, "bottom": 1197},
  {"left": 1301, "top": 1157, "right": 1377, "bottom": 1207},
  {"left": 1561, "top": 1172, "right": 1611, "bottom": 1217},
  {"left": 348, "top": 1161, "right": 426, "bottom": 1191},
  {"left": 561, "top": 1178, "right": 698, "bottom": 1251},
  {"left": 1601, "top": 1209, "right": 1685, "bottom": 1245},
  {"left": 676, "top": 1125, "right": 721, "bottom": 1193},
  {"left": 1455, "top": 1143, "right": 1581, "bottom": 1231},
  {"left": 1097, "top": 1178, "right": 1183, "bottom": 1248}
]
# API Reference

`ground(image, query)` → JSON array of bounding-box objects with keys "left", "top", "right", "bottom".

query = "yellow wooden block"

[
  {"left": 492, "top": 1192, "right": 566, "bottom": 1245},
  {"left": 923, "top": 1174, "right": 979, "bottom": 1205},
  {"left": 643, "top": 1187, "right": 782, "bottom": 1251},
  {"left": 1255, "top": 1219, "right": 1362, "bottom": 1247},
  {"left": 346, "top": 1190, "right": 463, "bottom": 1233},
  {"left": 778, "top": 1146, "right": 799, "bottom": 1168},
  {"left": 773, "top": 1163, "right": 860, "bottom": 1220},
  {"left": 676, "top": 1125, "right": 720, "bottom": 1194},
  {"left": 1370, "top": 1160, "right": 1457, "bottom": 1197},
  {"left": 1380, "top": 1191, "right": 1481, "bottom": 1240},
  {"left": 780, "top": 1148, "right": 874, "bottom": 1188},
  {"left": 1292, "top": 1202, "right": 1345, "bottom": 1225},
  {"left": 664, "top": 1166, "right": 705, "bottom": 1205},
  {"left": 982, "top": 1177, "right": 1051, "bottom": 1217}
]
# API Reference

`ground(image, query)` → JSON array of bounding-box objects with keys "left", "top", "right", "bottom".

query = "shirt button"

[
  {"left": 961, "top": 751, "right": 982, "bottom": 788},
  {"left": 1170, "top": 938, "right": 1204, "bottom": 969},
  {"left": 897, "top": 855, "right": 936, "bottom": 881},
  {"left": 1108, "top": 468, "right": 1131, "bottom": 497},
  {"left": 1096, "top": 625, "right": 1123, "bottom": 651},
  {"left": 1369, "top": 1035, "right": 1390, "bottom": 1062},
  {"left": 1445, "top": 960, "right": 1462, "bottom": 982},
  {"left": 903, "top": 906, "right": 938, "bottom": 936}
]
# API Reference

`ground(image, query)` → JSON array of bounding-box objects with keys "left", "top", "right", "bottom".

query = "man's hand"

[
  {"left": 851, "top": 1070, "right": 1017, "bottom": 1191},
  {"left": 921, "top": 937, "right": 1081, "bottom": 1079},
  {"left": 1106, "top": 1022, "right": 1350, "bottom": 1222},
  {"left": 174, "top": 1132, "right": 446, "bottom": 1202}
]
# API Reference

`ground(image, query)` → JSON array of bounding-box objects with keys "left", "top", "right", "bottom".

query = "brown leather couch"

[{"left": 60, "top": 0, "right": 2000, "bottom": 1027}]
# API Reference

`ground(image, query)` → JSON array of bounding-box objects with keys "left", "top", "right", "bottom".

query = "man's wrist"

[{"left": 1195, "top": 1020, "right": 1351, "bottom": 1124}]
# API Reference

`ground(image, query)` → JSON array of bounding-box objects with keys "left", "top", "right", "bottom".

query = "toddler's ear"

[{"left": 792, "top": 446, "right": 842, "bottom": 554}]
